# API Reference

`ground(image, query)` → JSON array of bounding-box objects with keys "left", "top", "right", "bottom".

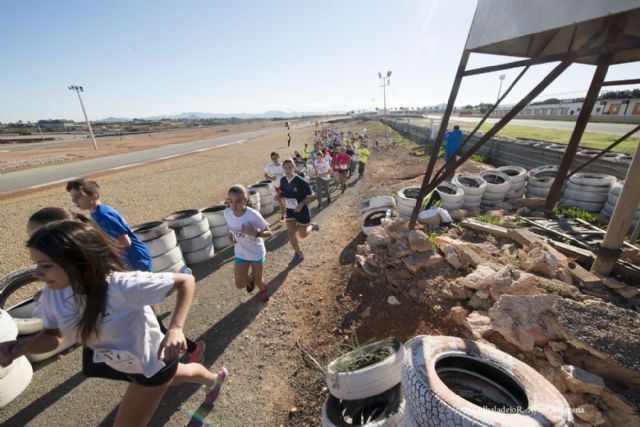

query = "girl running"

[
  {"left": 278, "top": 159, "right": 319, "bottom": 264},
  {"left": 0, "top": 221, "right": 227, "bottom": 426},
  {"left": 223, "top": 185, "right": 273, "bottom": 302},
  {"left": 332, "top": 146, "right": 351, "bottom": 193}
]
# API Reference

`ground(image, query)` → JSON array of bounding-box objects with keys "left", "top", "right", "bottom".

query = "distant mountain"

[{"left": 96, "top": 111, "right": 342, "bottom": 122}]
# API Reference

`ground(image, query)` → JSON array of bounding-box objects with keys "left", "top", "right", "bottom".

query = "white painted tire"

[
  {"left": 174, "top": 217, "right": 210, "bottom": 240},
  {"left": 396, "top": 187, "right": 421, "bottom": 218},
  {"left": 261, "top": 201, "right": 275, "bottom": 217},
  {"left": 326, "top": 339, "right": 405, "bottom": 400},
  {"left": 0, "top": 266, "right": 43, "bottom": 336},
  {"left": 565, "top": 182, "right": 611, "bottom": 194},
  {"left": 462, "top": 194, "right": 482, "bottom": 204},
  {"left": 163, "top": 209, "right": 203, "bottom": 228},
  {"left": 213, "top": 234, "right": 233, "bottom": 250},
  {"left": 132, "top": 221, "right": 170, "bottom": 242},
  {"left": 569, "top": 173, "right": 616, "bottom": 187},
  {"left": 505, "top": 187, "right": 526, "bottom": 200},
  {"left": 159, "top": 259, "right": 186, "bottom": 273},
  {"left": 144, "top": 229, "right": 178, "bottom": 258},
  {"left": 26, "top": 333, "right": 78, "bottom": 363},
  {"left": 497, "top": 166, "right": 527, "bottom": 185},
  {"left": 201, "top": 205, "right": 227, "bottom": 228},
  {"left": 526, "top": 186, "right": 550, "bottom": 197},
  {"left": 479, "top": 171, "right": 510, "bottom": 194},
  {"left": 179, "top": 230, "right": 213, "bottom": 253},
  {"left": 210, "top": 225, "right": 229, "bottom": 238},
  {"left": 560, "top": 198, "right": 603, "bottom": 213},
  {"left": 527, "top": 165, "right": 558, "bottom": 187},
  {"left": 362, "top": 196, "right": 396, "bottom": 213},
  {"left": 184, "top": 243, "right": 215, "bottom": 265},
  {"left": 6, "top": 299, "right": 42, "bottom": 336},
  {"left": 441, "top": 200, "right": 464, "bottom": 210},
  {"left": 0, "top": 309, "right": 33, "bottom": 409},
  {"left": 321, "top": 385, "right": 406, "bottom": 427},
  {"left": 610, "top": 181, "right": 624, "bottom": 196},
  {"left": 151, "top": 245, "right": 183, "bottom": 272},
  {"left": 248, "top": 189, "right": 261, "bottom": 209},
  {"left": 562, "top": 188, "right": 608, "bottom": 203},
  {"left": 362, "top": 210, "right": 388, "bottom": 236},
  {"left": 401, "top": 335, "right": 573, "bottom": 427},
  {"left": 453, "top": 174, "right": 487, "bottom": 197},
  {"left": 436, "top": 182, "right": 465, "bottom": 205},
  {"left": 481, "top": 191, "right": 506, "bottom": 202}
]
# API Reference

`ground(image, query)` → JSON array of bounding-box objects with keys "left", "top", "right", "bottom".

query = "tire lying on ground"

[
  {"left": 561, "top": 173, "right": 616, "bottom": 213},
  {"left": 326, "top": 338, "right": 404, "bottom": 400},
  {"left": 133, "top": 222, "right": 185, "bottom": 273},
  {"left": 321, "top": 384, "right": 406, "bottom": 427},
  {"left": 0, "top": 266, "right": 42, "bottom": 335},
  {"left": 0, "top": 309, "right": 33, "bottom": 409},
  {"left": 396, "top": 187, "right": 421, "bottom": 219},
  {"left": 248, "top": 188, "right": 261, "bottom": 212},
  {"left": 362, "top": 196, "right": 396, "bottom": 213},
  {"left": 436, "top": 182, "right": 465, "bottom": 210},
  {"left": 165, "top": 210, "right": 214, "bottom": 265},
  {"left": 401, "top": 335, "right": 573, "bottom": 427},
  {"left": 480, "top": 170, "right": 510, "bottom": 207},
  {"left": 362, "top": 210, "right": 391, "bottom": 236},
  {"left": 497, "top": 166, "right": 527, "bottom": 200},
  {"left": 526, "top": 165, "right": 558, "bottom": 198},
  {"left": 453, "top": 174, "right": 486, "bottom": 209}
]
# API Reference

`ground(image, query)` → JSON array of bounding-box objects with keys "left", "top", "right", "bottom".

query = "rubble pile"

[{"left": 355, "top": 216, "right": 640, "bottom": 426}]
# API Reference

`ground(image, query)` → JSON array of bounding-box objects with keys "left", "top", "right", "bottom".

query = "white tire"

[
  {"left": 505, "top": 187, "right": 526, "bottom": 200},
  {"left": 321, "top": 385, "right": 406, "bottom": 427},
  {"left": 362, "top": 196, "right": 396, "bottom": 213},
  {"left": 527, "top": 186, "right": 550, "bottom": 197},
  {"left": 441, "top": 200, "right": 464, "bottom": 210},
  {"left": 175, "top": 217, "right": 210, "bottom": 240},
  {"left": 610, "top": 181, "right": 624, "bottom": 196},
  {"left": 326, "top": 339, "right": 405, "bottom": 400},
  {"left": 497, "top": 166, "right": 527, "bottom": 185},
  {"left": 213, "top": 234, "right": 233, "bottom": 250},
  {"left": 180, "top": 230, "right": 213, "bottom": 253},
  {"left": 210, "top": 224, "right": 229, "bottom": 238},
  {"left": 565, "top": 182, "right": 611, "bottom": 194},
  {"left": 144, "top": 229, "right": 178, "bottom": 258},
  {"left": 463, "top": 194, "right": 483, "bottom": 204},
  {"left": 527, "top": 165, "right": 558, "bottom": 186},
  {"left": 248, "top": 189, "right": 261, "bottom": 208},
  {"left": 6, "top": 299, "right": 42, "bottom": 336},
  {"left": 560, "top": 198, "right": 603, "bottom": 213},
  {"left": 396, "top": 187, "right": 420, "bottom": 215},
  {"left": 159, "top": 259, "right": 186, "bottom": 273},
  {"left": 569, "top": 173, "right": 616, "bottom": 187},
  {"left": 0, "top": 310, "right": 33, "bottom": 409},
  {"left": 401, "top": 335, "right": 573, "bottom": 427},
  {"left": 453, "top": 174, "right": 487, "bottom": 197},
  {"left": 202, "top": 205, "right": 227, "bottom": 228},
  {"left": 436, "top": 182, "right": 465, "bottom": 205},
  {"left": 151, "top": 245, "right": 183, "bottom": 272},
  {"left": 132, "top": 221, "right": 170, "bottom": 242},
  {"left": 479, "top": 171, "right": 510, "bottom": 194},
  {"left": 562, "top": 188, "right": 608, "bottom": 203},
  {"left": 261, "top": 201, "right": 275, "bottom": 216},
  {"left": 362, "top": 210, "right": 389, "bottom": 236},
  {"left": 481, "top": 191, "right": 506, "bottom": 202},
  {"left": 164, "top": 210, "right": 203, "bottom": 228},
  {"left": 184, "top": 243, "right": 215, "bottom": 265}
]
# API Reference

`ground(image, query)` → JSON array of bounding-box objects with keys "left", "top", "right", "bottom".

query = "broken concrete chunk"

[
  {"left": 544, "top": 346, "right": 564, "bottom": 368},
  {"left": 464, "top": 310, "right": 491, "bottom": 340},
  {"left": 555, "top": 267, "right": 573, "bottom": 285},
  {"left": 560, "top": 365, "right": 605, "bottom": 395},
  {"left": 462, "top": 265, "right": 495, "bottom": 289},
  {"left": 366, "top": 227, "right": 391, "bottom": 248},
  {"left": 388, "top": 239, "right": 412, "bottom": 258},
  {"left": 493, "top": 265, "right": 514, "bottom": 287},
  {"left": 574, "top": 404, "right": 606, "bottom": 426},
  {"left": 408, "top": 229, "right": 434, "bottom": 252},
  {"left": 548, "top": 340, "right": 567, "bottom": 352},
  {"left": 401, "top": 251, "right": 443, "bottom": 273},
  {"left": 468, "top": 293, "right": 494, "bottom": 311},
  {"left": 448, "top": 209, "right": 467, "bottom": 220},
  {"left": 387, "top": 296, "right": 400, "bottom": 305},
  {"left": 600, "top": 387, "right": 638, "bottom": 415},
  {"left": 383, "top": 218, "right": 410, "bottom": 239},
  {"left": 521, "top": 246, "right": 557, "bottom": 277}
]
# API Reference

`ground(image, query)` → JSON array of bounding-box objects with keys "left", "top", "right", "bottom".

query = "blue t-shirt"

[
  {"left": 91, "top": 204, "right": 153, "bottom": 272},
  {"left": 444, "top": 129, "right": 463, "bottom": 156}
]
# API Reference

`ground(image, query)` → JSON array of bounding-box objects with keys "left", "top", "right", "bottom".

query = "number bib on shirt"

[
  {"left": 285, "top": 198, "right": 299, "bottom": 209},
  {"left": 230, "top": 229, "right": 252, "bottom": 242},
  {"left": 94, "top": 348, "right": 144, "bottom": 374},
  {"left": 339, "top": 164, "right": 348, "bottom": 170}
]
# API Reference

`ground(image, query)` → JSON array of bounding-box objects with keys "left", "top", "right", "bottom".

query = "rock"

[
  {"left": 435, "top": 236, "right": 492, "bottom": 268},
  {"left": 535, "top": 278, "right": 584, "bottom": 300},
  {"left": 385, "top": 268, "right": 414, "bottom": 287},
  {"left": 417, "top": 212, "right": 441, "bottom": 226},
  {"left": 493, "top": 265, "right": 514, "bottom": 287},
  {"left": 552, "top": 298, "right": 640, "bottom": 386},
  {"left": 446, "top": 305, "right": 468, "bottom": 327},
  {"left": 449, "top": 209, "right": 467, "bottom": 220},
  {"left": 356, "top": 243, "right": 369, "bottom": 255},
  {"left": 387, "top": 296, "right": 400, "bottom": 305},
  {"left": 360, "top": 306, "right": 372, "bottom": 318},
  {"left": 500, "top": 242, "right": 518, "bottom": 256},
  {"left": 617, "top": 286, "right": 640, "bottom": 299},
  {"left": 606, "top": 412, "right": 640, "bottom": 427},
  {"left": 366, "top": 227, "right": 391, "bottom": 248},
  {"left": 537, "top": 365, "right": 567, "bottom": 393},
  {"left": 445, "top": 253, "right": 463, "bottom": 270},
  {"left": 574, "top": 404, "right": 605, "bottom": 426},
  {"left": 408, "top": 229, "right": 434, "bottom": 252},
  {"left": 465, "top": 310, "right": 491, "bottom": 339},
  {"left": 600, "top": 388, "right": 638, "bottom": 415},
  {"left": 355, "top": 254, "right": 377, "bottom": 276},
  {"left": 463, "top": 265, "right": 495, "bottom": 289},
  {"left": 476, "top": 289, "right": 490, "bottom": 300},
  {"left": 401, "top": 252, "right": 443, "bottom": 273},
  {"left": 448, "top": 278, "right": 471, "bottom": 301},
  {"left": 485, "top": 209, "right": 505, "bottom": 218},
  {"left": 556, "top": 267, "right": 573, "bottom": 285},
  {"left": 560, "top": 365, "right": 605, "bottom": 395},
  {"left": 488, "top": 294, "right": 562, "bottom": 352},
  {"left": 384, "top": 218, "right": 410, "bottom": 239},
  {"left": 544, "top": 346, "right": 563, "bottom": 368},
  {"left": 521, "top": 246, "right": 557, "bottom": 277},
  {"left": 388, "top": 239, "right": 412, "bottom": 258},
  {"left": 548, "top": 341, "right": 567, "bottom": 352},
  {"left": 468, "top": 293, "right": 494, "bottom": 311}
]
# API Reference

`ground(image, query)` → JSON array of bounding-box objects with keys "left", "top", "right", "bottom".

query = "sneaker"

[
  {"left": 311, "top": 222, "right": 320, "bottom": 231},
  {"left": 204, "top": 367, "right": 228, "bottom": 404},
  {"left": 290, "top": 251, "right": 304, "bottom": 264},
  {"left": 188, "top": 340, "right": 206, "bottom": 364},
  {"left": 246, "top": 278, "right": 255, "bottom": 294},
  {"left": 258, "top": 289, "right": 270, "bottom": 302},
  {"left": 181, "top": 267, "right": 193, "bottom": 274}
]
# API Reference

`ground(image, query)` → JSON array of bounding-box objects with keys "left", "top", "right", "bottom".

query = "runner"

[
  {"left": 356, "top": 142, "right": 371, "bottom": 178},
  {"left": 277, "top": 159, "right": 320, "bottom": 264},
  {"left": 0, "top": 221, "right": 228, "bottom": 426},
  {"left": 311, "top": 153, "right": 332, "bottom": 207},
  {"left": 223, "top": 185, "right": 273, "bottom": 302},
  {"left": 264, "top": 152, "right": 285, "bottom": 221},
  {"left": 332, "top": 146, "right": 351, "bottom": 193}
]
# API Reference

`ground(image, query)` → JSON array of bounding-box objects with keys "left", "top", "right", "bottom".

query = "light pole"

[
  {"left": 68, "top": 85, "right": 98, "bottom": 150},
  {"left": 378, "top": 70, "right": 392, "bottom": 140},
  {"left": 496, "top": 74, "right": 506, "bottom": 103}
]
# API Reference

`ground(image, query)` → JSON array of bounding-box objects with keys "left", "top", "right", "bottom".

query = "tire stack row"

[
  {"left": 497, "top": 166, "right": 527, "bottom": 200},
  {"left": 436, "top": 181, "right": 464, "bottom": 210},
  {"left": 249, "top": 182, "right": 275, "bottom": 216},
  {"left": 452, "top": 173, "right": 486, "bottom": 209},
  {"left": 479, "top": 170, "right": 510, "bottom": 207},
  {"left": 526, "top": 165, "right": 559, "bottom": 198},
  {"left": 0, "top": 309, "right": 33, "bottom": 409},
  {"left": 164, "top": 210, "right": 215, "bottom": 266},
  {"left": 322, "top": 339, "right": 406, "bottom": 426},
  {"left": 561, "top": 173, "right": 616, "bottom": 213},
  {"left": 133, "top": 221, "right": 186, "bottom": 273},
  {"left": 600, "top": 181, "right": 640, "bottom": 231},
  {"left": 248, "top": 188, "right": 261, "bottom": 212},
  {"left": 396, "top": 186, "right": 421, "bottom": 219},
  {"left": 361, "top": 196, "right": 396, "bottom": 235},
  {"left": 201, "top": 205, "right": 233, "bottom": 250}
]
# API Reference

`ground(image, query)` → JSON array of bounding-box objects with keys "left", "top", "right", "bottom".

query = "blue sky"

[{"left": 1, "top": 0, "right": 638, "bottom": 122}]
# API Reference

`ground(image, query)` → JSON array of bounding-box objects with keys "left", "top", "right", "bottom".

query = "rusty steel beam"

[{"left": 601, "top": 78, "right": 640, "bottom": 86}]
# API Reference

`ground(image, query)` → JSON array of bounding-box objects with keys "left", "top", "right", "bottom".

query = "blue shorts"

[
  {"left": 234, "top": 257, "right": 264, "bottom": 264},
  {"left": 286, "top": 205, "right": 311, "bottom": 225}
]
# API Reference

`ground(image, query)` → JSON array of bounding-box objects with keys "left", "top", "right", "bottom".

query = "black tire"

[
  {"left": 0, "top": 266, "right": 43, "bottom": 336},
  {"left": 322, "top": 384, "right": 406, "bottom": 427},
  {"left": 132, "top": 221, "right": 170, "bottom": 242}
]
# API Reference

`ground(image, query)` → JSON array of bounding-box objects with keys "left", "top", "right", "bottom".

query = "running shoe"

[
  {"left": 258, "top": 289, "right": 270, "bottom": 302},
  {"left": 181, "top": 267, "right": 193, "bottom": 275},
  {"left": 188, "top": 340, "right": 206, "bottom": 364},
  {"left": 290, "top": 251, "right": 304, "bottom": 264},
  {"left": 246, "top": 278, "right": 255, "bottom": 294},
  {"left": 204, "top": 367, "right": 228, "bottom": 404},
  {"left": 311, "top": 222, "right": 320, "bottom": 231}
]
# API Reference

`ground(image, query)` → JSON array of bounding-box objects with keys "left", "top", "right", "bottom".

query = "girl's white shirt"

[
  {"left": 35, "top": 271, "right": 174, "bottom": 377},
  {"left": 223, "top": 206, "right": 269, "bottom": 261}
]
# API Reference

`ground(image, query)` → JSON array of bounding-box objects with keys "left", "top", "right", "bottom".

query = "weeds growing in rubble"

[
  {"left": 330, "top": 337, "right": 398, "bottom": 373},
  {"left": 476, "top": 214, "right": 503, "bottom": 225},
  {"left": 553, "top": 207, "right": 598, "bottom": 224}
]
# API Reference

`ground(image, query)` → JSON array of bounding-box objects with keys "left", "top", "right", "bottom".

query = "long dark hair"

[
  {"left": 27, "top": 221, "right": 126, "bottom": 345},
  {"left": 28, "top": 207, "right": 95, "bottom": 229}
]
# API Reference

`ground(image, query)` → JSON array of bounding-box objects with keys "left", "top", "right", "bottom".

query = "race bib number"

[
  {"left": 339, "top": 164, "right": 348, "bottom": 170},
  {"left": 94, "top": 349, "right": 144, "bottom": 374},
  {"left": 231, "top": 229, "right": 251, "bottom": 241},
  {"left": 285, "top": 198, "right": 299, "bottom": 209}
]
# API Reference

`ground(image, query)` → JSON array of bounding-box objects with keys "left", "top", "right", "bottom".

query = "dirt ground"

[{"left": 0, "top": 120, "right": 479, "bottom": 426}]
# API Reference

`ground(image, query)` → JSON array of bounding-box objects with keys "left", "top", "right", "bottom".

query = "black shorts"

[{"left": 285, "top": 205, "right": 311, "bottom": 225}]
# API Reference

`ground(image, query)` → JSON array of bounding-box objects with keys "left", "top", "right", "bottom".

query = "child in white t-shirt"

[{"left": 223, "top": 184, "right": 273, "bottom": 302}]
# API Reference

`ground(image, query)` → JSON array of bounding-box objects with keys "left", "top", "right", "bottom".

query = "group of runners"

[{"left": 0, "top": 126, "right": 370, "bottom": 425}]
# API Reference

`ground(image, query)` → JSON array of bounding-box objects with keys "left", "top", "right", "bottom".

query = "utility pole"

[
  {"left": 497, "top": 74, "right": 506, "bottom": 102},
  {"left": 378, "top": 70, "right": 392, "bottom": 141},
  {"left": 68, "top": 85, "right": 98, "bottom": 150}
]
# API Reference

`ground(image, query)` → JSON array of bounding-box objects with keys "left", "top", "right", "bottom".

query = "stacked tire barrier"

[
  {"left": 396, "top": 186, "right": 421, "bottom": 219},
  {"left": 600, "top": 180, "right": 640, "bottom": 231},
  {"left": 400, "top": 336, "right": 573, "bottom": 426},
  {"left": 479, "top": 170, "right": 510, "bottom": 207},
  {"left": 0, "top": 309, "right": 33, "bottom": 408},
  {"left": 561, "top": 173, "right": 616, "bottom": 213},
  {"left": 250, "top": 182, "right": 275, "bottom": 216},
  {"left": 436, "top": 181, "right": 464, "bottom": 210},
  {"left": 452, "top": 174, "right": 486, "bottom": 209},
  {"left": 497, "top": 166, "right": 527, "bottom": 200},
  {"left": 361, "top": 196, "right": 396, "bottom": 235},
  {"left": 202, "top": 205, "right": 233, "bottom": 250},
  {"left": 248, "top": 188, "right": 261, "bottom": 213},
  {"left": 322, "top": 339, "right": 406, "bottom": 426},
  {"left": 526, "top": 165, "right": 559, "bottom": 198},
  {"left": 164, "top": 210, "right": 214, "bottom": 266},
  {"left": 133, "top": 221, "right": 185, "bottom": 273}
]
